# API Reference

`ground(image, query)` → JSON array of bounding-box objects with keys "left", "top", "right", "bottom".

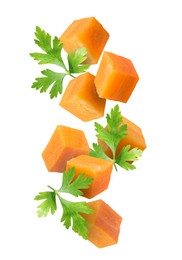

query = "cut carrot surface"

[
  {"left": 42, "top": 126, "right": 90, "bottom": 172},
  {"left": 66, "top": 155, "right": 113, "bottom": 198},
  {"left": 81, "top": 200, "right": 122, "bottom": 248},
  {"left": 60, "top": 72, "right": 106, "bottom": 122},
  {"left": 95, "top": 51, "right": 139, "bottom": 103},
  {"left": 98, "top": 115, "right": 146, "bottom": 158},
  {"left": 60, "top": 17, "right": 109, "bottom": 64}
]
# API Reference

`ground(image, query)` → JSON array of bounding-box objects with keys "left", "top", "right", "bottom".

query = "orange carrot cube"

[
  {"left": 81, "top": 200, "right": 122, "bottom": 248},
  {"left": 42, "top": 126, "right": 90, "bottom": 172},
  {"left": 60, "top": 72, "right": 106, "bottom": 122},
  {"left": 95, "top": 51, "right": 139, "bottom": 103},
  {"left": 66, "top": 155, "right": 113, "bottom": 198},
  {"left": 60, "top": 17, "right": 109, "bottom": 64}
]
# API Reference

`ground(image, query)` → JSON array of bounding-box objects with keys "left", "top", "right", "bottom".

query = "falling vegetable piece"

[
  {"left": 34, "top": 168, "right": 94, "bottom": 239},
  {"left": 94, "top": 51, "right": 139, "bottom": 103},
  {"left": 60, "top": 72, "right": 106, "bottom": 121},
  {"left": 81, "top": 199, "right": 122, "bottom": 248},
  {"left": 60, "top": 17, "right": 109, "bottom": 64},
  {"left": 42, "top": 125, "right": 90, "bottom": 172},
  {"left": 66, "top": 155, "right": 113, "bottom": 198}
]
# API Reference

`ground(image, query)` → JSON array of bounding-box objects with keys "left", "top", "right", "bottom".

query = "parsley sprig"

[
  {"left": 34, "top": 167, "right": 94, "bottom": 240},
  {"left": 30, "top": 26, "right": 90, "bottom": 99},
  {"left": 89, "top": 105, "right": 143, "bottom": 171}
]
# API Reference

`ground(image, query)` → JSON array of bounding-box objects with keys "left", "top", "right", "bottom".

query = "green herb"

[
  {"left": 30, "top": 26, "right": 90, "bottom": 98},
  {"left": 59, "top": 167, "right": 93, "bottom": 196},
  {"left": 68, "top": 48, "right": 90, "bottom": 73},
  {"left": 89, "top": 104, "right": 143, "bottom": 171},
  {"left": 31, "top": 69, "right": 67, "bottom": 99},
  {"left": 34, "top": 167, "right": 94, "bottom": 239},
  {"left": 116, "top": 145, "right": 143, "bottom": 170}
]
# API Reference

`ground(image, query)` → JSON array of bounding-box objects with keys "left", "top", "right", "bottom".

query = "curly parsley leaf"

[
  {"left": 34, "top": 168, "right": 93, "bottom": 239},
  {"left": 89, "top": 104, "right": 143, "bottom": 171},
  {"left": 34, "top": 191, "right": 57, "bottom": 217},
  {"left": 68, "top": 48, "right": 90, "bottom": 73},
  {"left": 30, "top": 26, "right": 90, "bottom": 98}
]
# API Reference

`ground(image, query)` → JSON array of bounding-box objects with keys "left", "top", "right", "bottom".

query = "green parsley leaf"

[
  {"left": 30, "top": 26, "right": 66, "bottom": 68},
  {"left": 60, "top": 199, "right": 93, "bottom": 240},
  {"left": 31, "top": 69, "right": 67, "bottom": 99},
  {"left": 89, "top": 143, "right": 111, "bottom": 161},
  {"left": 68, "top": 48, "right": 90, "bottom": 73},
  {"left": 34, "top": 167, "right": 93, "bottom": 239},
  {"left": 89, "top": 104, "right": 143, "bottom": 171},
  {"left": 30, "top": 26, "right": 91, "bottom": 99},
  {"left": 94, "top": 105, "right": 128, "bottom": 160},
  {"left": 60, "top": 167, "right": 93, "bottom": 197},
  {"left": 34, "top": 191, "right": 57, "bottom": 217},
  {"left": 116, "top": 145, "right": 143, "bottom": 170}
]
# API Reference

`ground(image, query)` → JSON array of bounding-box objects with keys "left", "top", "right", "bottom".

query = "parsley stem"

[
  {"left": 56, "top": 192, "right": 67, "bottom": 207},
  {"left": 47, "top": 185, "right": 67, "bottom": 206},
  {"left": 114, "top": 162, "right": 118, "bottom": 171},
  {"left": 70, "top": 74, "right": 75, "bottom": 78},
  {"left": 47, "top": 185, "right": 55, "bottom": 191}
]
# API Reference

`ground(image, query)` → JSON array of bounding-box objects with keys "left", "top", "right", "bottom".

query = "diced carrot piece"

[
  {"left": 42, "top": 126, "right": 90, "bottom": 172},
  {"left": 98, "top": 115, "right": 146, "bottom": 158},
  {"left": 66, "top": 155, "right": 113, "bottom": 198},
  {"left": 60, "top": 72, "right": 106, "bottom": 122},
  {"left": 95, "top": 51, "right": 139, "bottom": 103},
  {"left": 60, "top": 17, "right": 109, "bottom": 64},
  {"left": 81, "top": 200, "right": 122, "bottom": 248}
]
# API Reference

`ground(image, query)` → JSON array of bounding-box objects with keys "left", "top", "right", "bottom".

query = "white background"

[{"left": 1, "top": 0, "right": 182, "bottom": 259}]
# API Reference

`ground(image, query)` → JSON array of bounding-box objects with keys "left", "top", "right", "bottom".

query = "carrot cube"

[
  {"left": 60, "top": 72, "right": 106, "bottom": 122},
  {"left": 81, "top": 200, "right": 122, "bottom": 248},
  {"left": 60, "top": 17, "right": 109, "bottom": 64},
  {"left": 66, "top": 155, "right": 113, "bottom": 198},
  {"left": 95, "top": 51, "right": 139, "bottom": 103},
  {"left": 98, "top": 115, "right": 146, "bottom": 158},
  {"left": 42, "top": 126, "right": 90, "bottom": 172}
]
